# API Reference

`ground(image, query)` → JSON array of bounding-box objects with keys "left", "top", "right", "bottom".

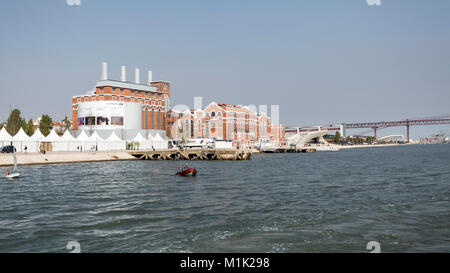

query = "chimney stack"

[
  {"left": 101, "top": 62, "right": 108, "bottom": 80},
  {"left": 148, "top": 70, "right": 153, "bottom": 85},
  {"left": 135, "top": 68, "right": 140, "bottom": 84},
  {"left": 121, "top": 66, "right": 126, "bottom": 82}
]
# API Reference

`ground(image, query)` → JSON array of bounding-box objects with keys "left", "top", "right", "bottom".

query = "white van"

[{"left": 183, "top": 138, "right": 215, "bottom": 149}]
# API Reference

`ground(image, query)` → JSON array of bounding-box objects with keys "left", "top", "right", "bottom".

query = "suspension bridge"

[{"left": 285, "top": 114, "right": 450, "bottom": 143}]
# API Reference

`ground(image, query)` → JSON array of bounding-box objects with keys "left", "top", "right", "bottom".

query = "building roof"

[{"left": 96, "top": 80, "right": 158, "bottom": 93}]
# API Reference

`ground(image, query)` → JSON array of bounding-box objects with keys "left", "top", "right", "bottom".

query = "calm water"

[{"left": 0, "top": 145, "right": 449, "bottom": 253}]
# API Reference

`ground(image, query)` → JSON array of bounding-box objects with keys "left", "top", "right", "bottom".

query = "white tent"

[
  {"left": 12, "top": 128, "right": 30, "bottom": 141},
  {"left": 75, "top": 130, "right": 91, "bottom": 151},
  {"left": 0, "top": 128, "right": 13, "bottom": 147},
  {"left": 61, "top": 130, "right": 75, "bottom": 141},
  {"left": 46, "top": 129, "right": 61, "bottom": 141},
  {"left": 104, "top": 131, "right": 125, "bottom": 150},
  {"left": 132, "top": 132, "right": 147, "bottom": 142},
  {"left": 147, "top": 132, "right": 154, "bottom": 142},
  {"left": 90, "top": 131, "right": 104, "bottom": 141},
  {"left": 59, "top": 130, "right": 81, "bottom": 152},
  {"left": 31, "top": 129, "right": 47, "bottom": 141},
  {"left": 8, "top": 128, "right": 34, "bottom": 152},
  {"left": 27, "top": 129, "right": 47, "bottom": 153},
  {"left": 131, "top": 132, "right": 152, "bottom": 150},
  {"left": 76, "top": 130, "right": 91, "bottom": 141},
  {"left": 88, "top": 131, "right": 107, "bottom": 151},
  {"left": 153, "top": 133, "right": 168, "bottom": 150},
  {"left": 106, "top": 131, "right": 123, "bottom": 142},
  {"left": 46, "top": 129, "right": 66, "bottom": 152}
]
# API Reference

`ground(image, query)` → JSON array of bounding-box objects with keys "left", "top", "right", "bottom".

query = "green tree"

[
  {"left": 334, "top": 131, "right": 341, "bottom": 144},
  {"left": 39, "top": 114, "right": 53, "bottom": 136},
  {"left": 6, "top": 109, "right": 22, "bottom": 136},
  {"left": 23, "top": 119, "right": 35, "bottom": 136}
]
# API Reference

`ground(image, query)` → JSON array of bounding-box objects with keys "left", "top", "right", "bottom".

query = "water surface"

[{"left": 0, "top": 145, "right": 449, "bottom": 252}]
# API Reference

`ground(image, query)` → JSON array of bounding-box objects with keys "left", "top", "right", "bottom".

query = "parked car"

[{"left": 1, "top": 145, "right": 16, "bottom": 153}]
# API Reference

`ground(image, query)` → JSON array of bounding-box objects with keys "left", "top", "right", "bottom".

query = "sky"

[{"left": 0, "top": 0, "right": 449, "bottom": 139}]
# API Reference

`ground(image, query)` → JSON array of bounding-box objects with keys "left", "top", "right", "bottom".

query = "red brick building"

[{"left": 166, "top": 101, "right": 285, "bottom": 145}]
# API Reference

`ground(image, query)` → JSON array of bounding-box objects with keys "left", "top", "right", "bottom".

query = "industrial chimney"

[
  {"left": 148, "top": 70, "right": 153, "bottom": 85},
  {"left": 121, "top": 66, "right": 126, "bottom": 82},
  {"left": 101, "top": 62, "right": 108, "bottom": 80},
  {"left": 135, "top": 68, "right": 140, "bottom": 84}
]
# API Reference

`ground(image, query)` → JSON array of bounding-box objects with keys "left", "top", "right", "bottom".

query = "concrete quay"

[
  {"left": 0, "top": 151, "right": 137, "bottom": 167},
  {"left": 128, "top": 148, "right": 252, "bottom": 160},
  {"left": 260, "top": 147, "right": 317, "bottom": 153}
]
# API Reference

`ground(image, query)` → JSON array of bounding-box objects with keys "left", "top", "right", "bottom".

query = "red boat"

[{"left": 176, "top": 167, "right": 197, "bottom": 176}]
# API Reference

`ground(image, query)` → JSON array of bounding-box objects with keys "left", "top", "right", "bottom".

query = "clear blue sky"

[{"left": 0, "top": 0, "right": 449, "bottom": 139}]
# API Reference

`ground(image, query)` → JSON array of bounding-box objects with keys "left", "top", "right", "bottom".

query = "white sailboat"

[{"left": 5, "top": 148, "right": 20, "bottom": 179}]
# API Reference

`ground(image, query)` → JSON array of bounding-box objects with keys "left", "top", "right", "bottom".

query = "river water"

[{"left": 0, "top": 144, "right": 449, "bottom": 253}]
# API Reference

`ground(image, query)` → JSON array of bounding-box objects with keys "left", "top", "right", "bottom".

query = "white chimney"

[
  {"left": 121, "top": 66, "right": 126, "bottom": 82},
  {"left": 148, "top": 70, "right": 153, "bottom": 85},
  {"left": 101, "top": 62, "right": 108, "bottom": 80},
  {"left": 135, "top": 68, "right": 140, "bottom": 84}
]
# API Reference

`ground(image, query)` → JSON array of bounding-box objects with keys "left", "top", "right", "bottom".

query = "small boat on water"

[
  {"left": 176, "top": 167, "right": 197, "bottom": 176},
  {"left": 5, "top": 148, "right": 20, "bottom": 179}
]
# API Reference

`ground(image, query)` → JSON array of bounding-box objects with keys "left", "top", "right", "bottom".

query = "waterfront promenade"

[
  {"left": 0, "top": 148, "right": 253, "bottom": 166},
  {"left": 0, "top": 151, "right": 136, "bottom": 167},
  {"left": 0, "top": 144, "right": 414, "bottom": 167}
]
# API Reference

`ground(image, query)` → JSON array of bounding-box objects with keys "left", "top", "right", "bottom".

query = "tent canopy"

[
  {"left": 12, "top": 128, "right": 31, "bottom": 141},
  {"left": 76, "top": 130, "right": 91, "bottom": 141},
  {"left": 0, "top": 127, "right": 13, "bottom": 141},
  {"left": 61, "top": 130, "right": 75, "bottom": 140},
  {"left": 153, "top": 133, "right": 164, "bottom": 142},
  {"left": 30, "top": 129, "right": 47, "bottom": 141},
  {"left": 46, "top": 129, "right": 61, "bottom": 141},
  {"left": 90, "top": 131, "right": 105, "bottom": 141},
  {"left": 132, "top": 132, "right": 147, "bottom": 142},
  {"left": 105, "top": 131, "right": 123, "bottom": 142}
]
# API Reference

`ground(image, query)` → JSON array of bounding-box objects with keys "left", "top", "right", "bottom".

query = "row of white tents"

[{"left": 0, "top": 127, "right": 168, "bottom": 152}]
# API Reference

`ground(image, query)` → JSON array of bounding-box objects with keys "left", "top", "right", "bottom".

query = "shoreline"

[
  {"left": 337, "top": 143, "right": 412, "bottom": 149},
  {"left": 0, "top": 144, "right": 418, "bottom": 167},
  {"left": 0, "top": 151, "right": 137, "bottom": 167}
]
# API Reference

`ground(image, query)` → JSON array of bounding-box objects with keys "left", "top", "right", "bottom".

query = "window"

[
  {"left": 217, "top": 112, "right": 222, "bottom": 116},
  {"left": 151, "top": 110, "right": 155, "bottom": 129},
  {"left": 144, "top": 108, "right": 148, "bottom": 129},
  {"left": 211, "top": 111, "right": 215, "bottom": 117}
]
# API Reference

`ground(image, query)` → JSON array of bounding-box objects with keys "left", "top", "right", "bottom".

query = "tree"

[
  {"left": 6, "top": 109, "right": 22, "bottom": 136},
  {"left": 23, "top": 119, "right": 35, "bottom": 136},
  {"left": 62, "top": 116, "right": 71, "bottom": 132},
  {"left": 334, "top": 131, "right": 341, "bottom": 144},
  {"left": 39, "top": 114, "right": 53, "bottom": 136}
]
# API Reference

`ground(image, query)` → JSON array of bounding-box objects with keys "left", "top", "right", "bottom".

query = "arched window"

[
  {"left": 217, "top": 112, "right": 222, "bottom": 116},
  {"left": 211, "top": 111, "right": 215, "bottom": 117}
]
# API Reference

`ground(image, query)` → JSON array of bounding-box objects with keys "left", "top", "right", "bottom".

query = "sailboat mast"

[{"left": 13, "top": 148, "right": 17, "bottom": 172}]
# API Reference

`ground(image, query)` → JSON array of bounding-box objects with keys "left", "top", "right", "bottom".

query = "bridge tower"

[{"left": 406, "top": 119, "right": 410, "bottom": 143}]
